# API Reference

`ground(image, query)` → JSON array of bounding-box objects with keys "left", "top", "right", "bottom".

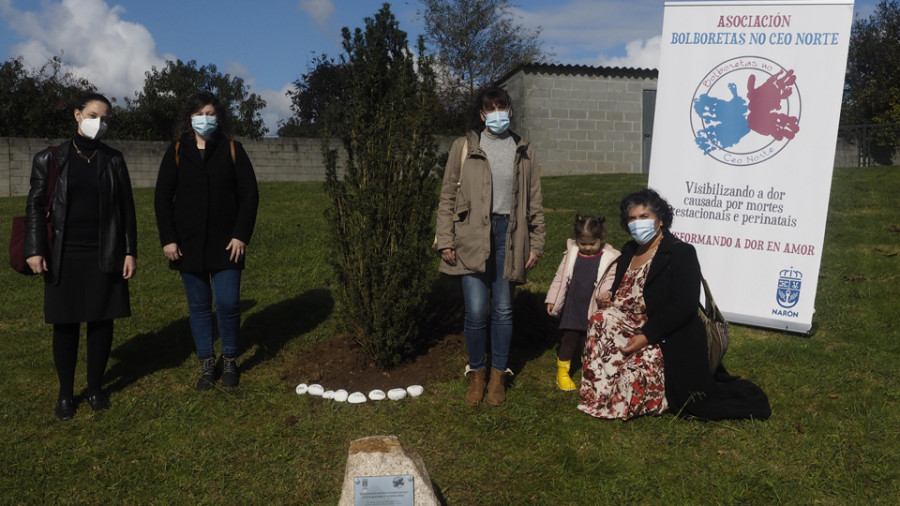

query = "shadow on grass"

[
  {"left": 104, "top": 317, "right": 196, "bottom": 396},
  {"left": 509, "top": 288, "right": 559, "bottom": 378},
  {"left": 422, "top": 274, "right": 558, "bottom": 375},
  {"left": 240, "top": 288, "right": 334, "bottom": 372},
  {"left": 103, "top": 290, "right": 333, "bottom": 394}
]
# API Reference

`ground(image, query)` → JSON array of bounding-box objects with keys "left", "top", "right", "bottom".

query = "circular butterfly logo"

[{"left": 690, "top": 56, "right": 801, "bottom": 166}]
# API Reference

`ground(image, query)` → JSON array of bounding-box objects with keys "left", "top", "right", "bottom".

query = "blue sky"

[{"left": 0, "top": 0, "right": 880, "bottom": 135}]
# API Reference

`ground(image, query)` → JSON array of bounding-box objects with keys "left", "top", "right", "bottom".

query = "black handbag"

[
  {"left": 699, "top": 275, "right": 730, "bottom": 373},
  {"left": 8, "top": 146, "right": 58, "bottom": 275}
]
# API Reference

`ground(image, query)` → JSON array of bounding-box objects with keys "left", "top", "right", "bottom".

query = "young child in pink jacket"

[{"left": 545, "top": 215, "right": 621, "bottom": 390}]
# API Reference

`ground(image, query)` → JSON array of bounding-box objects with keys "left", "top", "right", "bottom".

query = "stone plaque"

[{"left": 353, "top": 475, "right": 414, "bottom": 506}]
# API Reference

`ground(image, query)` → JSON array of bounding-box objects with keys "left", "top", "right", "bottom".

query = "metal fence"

[{"left": 836, "top": 123, "right": 900, "bottom": 167}]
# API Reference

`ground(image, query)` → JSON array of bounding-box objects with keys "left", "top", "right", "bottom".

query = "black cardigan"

[
  {"left": 154, "top": 134, "right": 259, "bottom": 272},
  {"left": 613, "top": 232, "right": 771, "bottom": 420}
]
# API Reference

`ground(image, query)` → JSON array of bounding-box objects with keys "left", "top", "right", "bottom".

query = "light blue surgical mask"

[
  {"left": 628, "top": 219, "right": 659, "bottom": 245},
  {"left": 484, "top": 110, "right": 510, "bottom": 134},
  {"left": 191, "top": 116, "right": 218, "bottom": 137}
]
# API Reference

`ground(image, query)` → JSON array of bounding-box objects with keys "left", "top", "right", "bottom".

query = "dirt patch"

[
  {"left": 279, "top": 289, "right": 557, "bottom": 394},
  {"left": 281, "top": 331, "right": 466, "bottom": 392}
]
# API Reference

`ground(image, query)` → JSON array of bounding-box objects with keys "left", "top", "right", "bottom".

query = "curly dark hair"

[
  {"left": 574, "top": 214, "right": 607, "bottom": 240},
  {"left": 174, "top": 91, "right": 234, "bottom": 140},
  {"left": 618, "top": 188, "right": 674, "bottom": 232}
]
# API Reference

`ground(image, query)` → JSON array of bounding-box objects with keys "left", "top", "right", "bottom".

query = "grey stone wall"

[
  {"left": 0, "top": 131, "right": 882, "bottom": 198},
  {"left": 1, "top": 136, "right": 342, "bottom": 198}
]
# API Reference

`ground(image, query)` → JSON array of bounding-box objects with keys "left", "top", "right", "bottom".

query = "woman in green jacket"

[{"left": 435, "top": 86, "right": 545, "bottom": 406}]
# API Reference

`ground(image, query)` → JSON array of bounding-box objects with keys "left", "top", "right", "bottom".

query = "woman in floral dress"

[{"left": 579, "top": 189, "right": 771, "bottom": 421}]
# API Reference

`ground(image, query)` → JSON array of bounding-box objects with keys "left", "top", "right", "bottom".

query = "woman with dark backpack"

[{"left": 154, "top": 91, "right": 259, "bottom": 391}]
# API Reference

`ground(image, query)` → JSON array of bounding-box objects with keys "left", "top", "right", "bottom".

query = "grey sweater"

[{"left": 480, "top": 130, "right": 516, "bottom": 215}]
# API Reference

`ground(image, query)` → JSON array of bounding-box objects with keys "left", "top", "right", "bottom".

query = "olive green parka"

[{"left": 435, "top": 129, "right": 545, "bottom": 283}]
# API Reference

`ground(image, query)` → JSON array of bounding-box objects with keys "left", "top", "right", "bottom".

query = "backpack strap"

[
  {"left": 460, "top": 138, "right": 467, "bottom": 169},
  {"left": 174, "top": 139, "right": 235, "bottom": 166}
]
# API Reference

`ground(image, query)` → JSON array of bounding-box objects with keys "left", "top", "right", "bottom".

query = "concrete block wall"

[
  {"left": 503, "top": 67, "right": 656, "bottom": 175},
  {"left": 0, "top": 136, "right": 456, "bottom": 198},
  {"left": 0, "top": 130, "right": 886, "bottom": 198}
]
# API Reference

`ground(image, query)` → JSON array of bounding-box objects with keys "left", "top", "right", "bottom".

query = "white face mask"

[{"left": 80, "top": 117, "right": 108, "bottom": 140}]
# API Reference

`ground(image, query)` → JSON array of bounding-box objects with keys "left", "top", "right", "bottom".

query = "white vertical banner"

[{"left": 648, "top": 1, "right": 854, "bottom": 333}]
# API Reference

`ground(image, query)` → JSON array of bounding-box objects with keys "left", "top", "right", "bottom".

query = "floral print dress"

[{"left": 577, "top": 260, "right": 668, "bottom": 420}]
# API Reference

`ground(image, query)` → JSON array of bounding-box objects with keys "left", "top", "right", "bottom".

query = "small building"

[{"left": 497, "top": 64, "right": 659, "bottom": 176}]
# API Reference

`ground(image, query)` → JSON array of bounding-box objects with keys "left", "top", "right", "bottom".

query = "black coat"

[
  {"left": 613, "top": 232, "right": 771, "bottom": 420},
  {"left": 24, "top": 139, "right": 138, "bottom": 285},
  {"left": 154, "top": 134, "right": 259, "bottom": 272}
]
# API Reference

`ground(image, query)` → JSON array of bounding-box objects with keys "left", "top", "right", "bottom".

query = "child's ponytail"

[{"left": 574, "top": 214, "right": 607, "bottom": 240}]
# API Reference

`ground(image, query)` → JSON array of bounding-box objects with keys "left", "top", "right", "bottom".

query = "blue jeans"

[
  {"left": 460, "top": 214, "right": 514, "bottom": 371},
  {"left": 181, "top": 270, "right": 242, "bottom": 358}
]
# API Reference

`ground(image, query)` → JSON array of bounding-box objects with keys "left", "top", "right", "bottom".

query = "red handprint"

[{"left": 746, "top": 70, "right": 800, "bottom": 141}]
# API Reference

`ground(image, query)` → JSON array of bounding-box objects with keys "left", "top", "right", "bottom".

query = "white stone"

[
  {"left": 307, "top": 384, "right": 325, "bottom": 396},
  {"left": 338, "top": 436, "right": 439, "bottom": 506},
  {"left": 295, "top": 383, "right": 308, "bottom": 395},
  {"left": 406, "top": 385, "right": 424, "bottom": 397},
  {"left": 348, "top": 392, "right": 367, "bottom": 404},
  {"left": 387, "top": 388, "right": 407, "bottom": 400},
  {"left": 333, "top": 389, "right": 349, "bottom": 402},
  {"left": 323, "top": 390, "right": 335, "bottom": 399},
  {"left": 368, "top": 389, "right": 386, "bottom": 401}
]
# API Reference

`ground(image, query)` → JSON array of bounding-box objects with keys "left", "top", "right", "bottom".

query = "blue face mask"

[
  {"left": 628, "top": 219, "right": 659, "bottom": 245},
  {"left": 191, "top": 116, "right": 218, "bottom": 137},
  {"left": 484, "top": 110, "right": 510, "bottom": 134}
]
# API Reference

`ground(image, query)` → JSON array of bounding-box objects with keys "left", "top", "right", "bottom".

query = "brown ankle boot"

[
  {"left": 486, "top": 368, "right": 510, "bottom": 406},
  {"left": 465, "top": 366, "right": 487, "bottom": 405}
]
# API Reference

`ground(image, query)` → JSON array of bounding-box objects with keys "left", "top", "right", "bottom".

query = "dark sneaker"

[
  {"left": 197, "top": 356, "right": 217, "bottom": 391},
  {"left": 222, "top": 356, "right": 240, "bottom": 388}
]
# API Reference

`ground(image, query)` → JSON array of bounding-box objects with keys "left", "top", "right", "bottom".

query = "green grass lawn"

[{"left": 1, "top": 168, "right": 897, "bottom": 504}]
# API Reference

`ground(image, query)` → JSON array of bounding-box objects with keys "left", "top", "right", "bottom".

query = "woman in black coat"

[
  {"left": 579, "top": 189, "right": 770, "bottom": 420},
  {"left": 24, "top": 93, "right": 138, "bottom": 421},
  {"left": 154, "top": 91, "right": 259, "bottom": 391}
]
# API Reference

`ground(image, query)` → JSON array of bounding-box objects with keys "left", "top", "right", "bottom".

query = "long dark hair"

[
  {"left": 470, "top": 86, "right": 512, "bottom": 130},
  {"left": 619, "top": 189, "right": 674, "bottom": 232},
  {"left": 175, "top": 91, "right": 233, "bottom": 140}
]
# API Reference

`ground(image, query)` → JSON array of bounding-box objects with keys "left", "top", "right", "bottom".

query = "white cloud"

[
  {"left": 0, "top": 0, "right": 170, "bottom": 102},
  {"left": 513, "top": 0, "right": 664, "bottom": 69},
  {"left": 224, "top": 61, "right": 294, "bottom": 136},
  {"left": 298, "top": 0, "right": 334, "bottom": 30},
  {"left": 258, "top": 84, "right": 295, "bottom": 137},
  {"left": 597, "top": 36, "right": 660, "bottom": 70}
]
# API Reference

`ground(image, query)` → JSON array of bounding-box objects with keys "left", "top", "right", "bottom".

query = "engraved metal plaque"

[{"left": 353, "top": 475, "right": 414, "bottom": 506}]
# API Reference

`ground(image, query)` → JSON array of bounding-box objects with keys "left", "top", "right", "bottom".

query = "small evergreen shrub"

[{"left": 322, "top": 6, "right": 441, "bottom": 369}]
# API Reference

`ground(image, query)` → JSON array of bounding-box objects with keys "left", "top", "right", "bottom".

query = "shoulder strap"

[
  {"left": 45, "top": 146, "right": 59, "bottom": 217},
  {"left": 230, "top": 139, "right": 236, "bottom": 164},
  {"left": 456, "top": 138, "right": 467, "bottom": 187},
  {"left": 174, "top": 140, "right": 181, "bottom": 166},
  {"left": 460, "top": 138, "right": 467, "bottom": 168}
]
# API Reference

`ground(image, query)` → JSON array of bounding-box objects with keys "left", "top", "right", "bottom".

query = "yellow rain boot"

[{"left": 556, "top": 359, "right": 577, "bottom": 391}]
